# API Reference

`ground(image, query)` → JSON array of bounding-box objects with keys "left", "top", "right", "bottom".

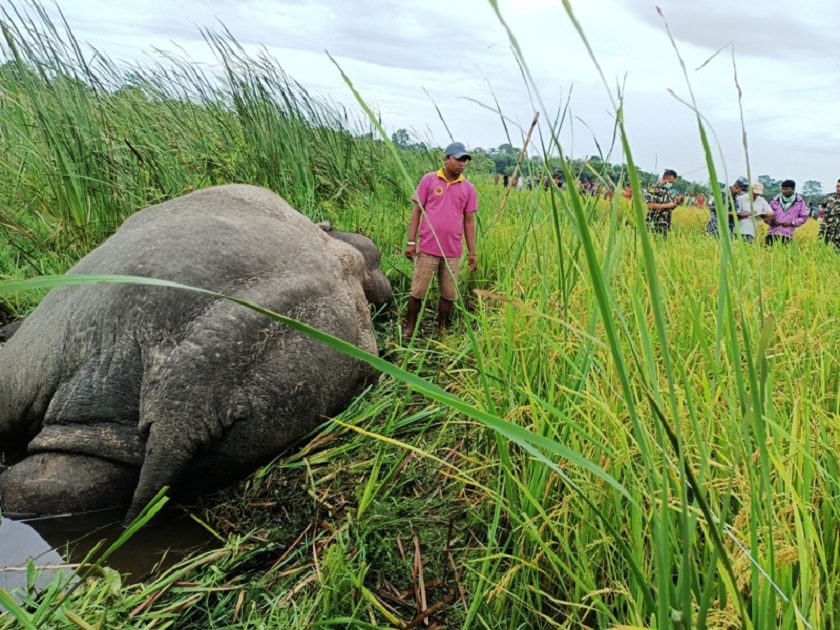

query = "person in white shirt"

[{"left": 735, "top": 181, "right": 771, "bottom": 243}]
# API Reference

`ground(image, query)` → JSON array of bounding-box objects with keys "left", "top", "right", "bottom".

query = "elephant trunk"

[{"left": 0, "top": 453, "right": 139, "bottom": 518}]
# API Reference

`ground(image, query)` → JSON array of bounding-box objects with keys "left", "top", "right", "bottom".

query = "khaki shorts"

[{"left": 410, "top": 252, "right": 460, "bottom": 302}]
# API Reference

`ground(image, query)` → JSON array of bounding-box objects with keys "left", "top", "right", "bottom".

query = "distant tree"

[
  {"left": 802, "top": 180, "right": 823, "bottom": 204},
  {"left": 113, "top": 84, "right": 151, "bottom": 103},
  {"left": 466, "top": 147, "right": 494, "bottom": 174},
  {"left": 758, "top": 175, "right": 781, "bottom": 198},
  {"left": 391, "top": 128, "right": 412, "bottom": 150},
  {"left": 488, "top": 143, "right": 519, "bottom": 175}
]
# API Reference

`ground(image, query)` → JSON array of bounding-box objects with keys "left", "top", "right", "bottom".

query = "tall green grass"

[
  {"left": 0, "top": 1, "right": 433, "bottom": 297},
  {"left": 2, "top": 2, "right": 840, "bottom": 629}
]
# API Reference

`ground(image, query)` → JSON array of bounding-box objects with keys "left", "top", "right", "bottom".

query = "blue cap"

[
  {"left": 734, "top": 177, "right": 749, "bottom": 190},
  {"left": 444, "top": 142, "right": 471, "bottom": 160}
]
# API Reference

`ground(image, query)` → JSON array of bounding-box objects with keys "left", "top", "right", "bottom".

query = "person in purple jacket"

[{"left": 764, "top": 179, "right": 810, "bottom": 245}]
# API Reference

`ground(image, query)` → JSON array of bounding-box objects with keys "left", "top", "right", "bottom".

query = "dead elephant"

[{"left": 0, "top": 184, "right": 393, "bottom": 523}]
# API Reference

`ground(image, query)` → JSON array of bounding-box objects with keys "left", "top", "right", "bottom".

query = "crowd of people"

[
  {"left": 491, "top": 170, "right": 839, "bottom": 248},
  {"left": 404, "top": 144, "right": 840, "bottom": 340},
  {"left": 494, "top": 173, "right": 563, "bottom": 191},
  {"left": 644, "top": 169, "right": 840, "bottom": 248}
]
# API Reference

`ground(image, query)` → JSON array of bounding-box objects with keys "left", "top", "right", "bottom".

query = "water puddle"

[
  {"left": 0, "top": 517, "right": 66, "bottom": 593},
  {"left": 0, "top": 507, "right": 217, "bottom": 598},
  {"left": 0, "top": 430, "right": 216, "bottom": 600}
]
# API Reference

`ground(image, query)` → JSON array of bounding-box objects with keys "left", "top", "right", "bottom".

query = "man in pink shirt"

[{"left": 404, "top": 142, "right": 478, "bottom": 339}]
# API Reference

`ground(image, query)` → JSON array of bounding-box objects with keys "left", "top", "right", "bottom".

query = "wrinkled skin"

[{"left": 0, "top": 184, "right": 393, "bottom": 524}]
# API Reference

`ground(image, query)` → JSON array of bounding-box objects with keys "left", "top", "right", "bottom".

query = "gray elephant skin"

[{"left": 0, "top": 184, "right": 393, "bottom": 523}]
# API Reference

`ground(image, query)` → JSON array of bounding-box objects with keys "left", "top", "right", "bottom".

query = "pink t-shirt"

[{"left": 413, "top": 170, "right": 478, "bottom": 258}]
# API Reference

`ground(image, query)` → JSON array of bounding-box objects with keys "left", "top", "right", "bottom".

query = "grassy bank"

[{"left": 3, "top": 2, "right": 840, "bottom": 629}]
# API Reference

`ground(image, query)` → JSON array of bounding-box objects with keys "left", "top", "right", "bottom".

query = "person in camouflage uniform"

[
  {"left": 645, "top": 169, "right": 679, "bottom": 236},
  {"left": 705, "top": 179, "right": 746, "bottom": 237},
  {"left": 819, "top": 179, "right": 840, "bottom": 250}
]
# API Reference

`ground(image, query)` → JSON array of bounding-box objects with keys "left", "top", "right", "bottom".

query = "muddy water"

[
  {"left": 0, "top": 507, "right": 217, "bottom": 596},
  {"left": 0, "top": 518, "right": 66, "bottom": 592}
]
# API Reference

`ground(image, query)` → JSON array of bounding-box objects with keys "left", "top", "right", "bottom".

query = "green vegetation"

[
  {"left": 0, "top": 2, "right": 435, "bottom": 315},
  {"left": 2, "top": 2, "right": 840, "bottom": 629}
]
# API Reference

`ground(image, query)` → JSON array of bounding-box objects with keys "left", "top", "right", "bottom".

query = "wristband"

[{"left": 407, "top": 241, "right": 416, "bottom": 246}]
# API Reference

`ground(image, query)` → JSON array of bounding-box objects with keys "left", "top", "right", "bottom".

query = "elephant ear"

[{"left": 315, "top": 221, "right": 333, "bottom": 232}]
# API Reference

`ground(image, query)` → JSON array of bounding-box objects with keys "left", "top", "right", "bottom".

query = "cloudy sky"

[{"left": 29, "top": 0, "right": 840, "bottom": 190}]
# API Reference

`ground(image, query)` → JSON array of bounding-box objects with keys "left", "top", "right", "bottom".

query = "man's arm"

[
  {"left": 763, "top": 200, "right": 778, "bottom": 225},
  {"left": 778, "top": 199, "right": 811, "bottom": 228},
  {"left": 791, "top": 200, "right": 810, "bottom": 227},
  {"left": 405, "top": 201, "right": 422, "bottom": 259},
  {"left": 647, "top": 189, "right": 677, "bottom": 211},
  {"left": 464, "top": 211, "right": 477, "bottom": 272},
  {"left": 648, "top": 201, "right": 678, "bottom": 210}
]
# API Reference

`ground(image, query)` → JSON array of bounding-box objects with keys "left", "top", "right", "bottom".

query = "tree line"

[{"left": 391, "top": 130, "right": 827, "bottom": 204}]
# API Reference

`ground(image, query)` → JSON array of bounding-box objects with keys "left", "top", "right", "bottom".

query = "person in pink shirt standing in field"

[{"left": 404, "top": 142, "right": 478, "bottom": 339}]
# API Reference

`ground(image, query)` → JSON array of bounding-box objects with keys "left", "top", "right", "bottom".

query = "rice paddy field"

[{"left": 2, "top": 4, "right": 840, "bottom": 629}]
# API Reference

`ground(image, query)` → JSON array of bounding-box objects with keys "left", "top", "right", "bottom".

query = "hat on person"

[
  {"left": 444, "top": 142, "right": 471, "bottom": 160},
  {"left": 751, "top": 182, "right": 764, "bottom": 194},
  {"left": 781, "top": 179, "right": 796, "bottom": 188},
  {"left": 734, "top": 176, "right": 749, "bottom": 190}
]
